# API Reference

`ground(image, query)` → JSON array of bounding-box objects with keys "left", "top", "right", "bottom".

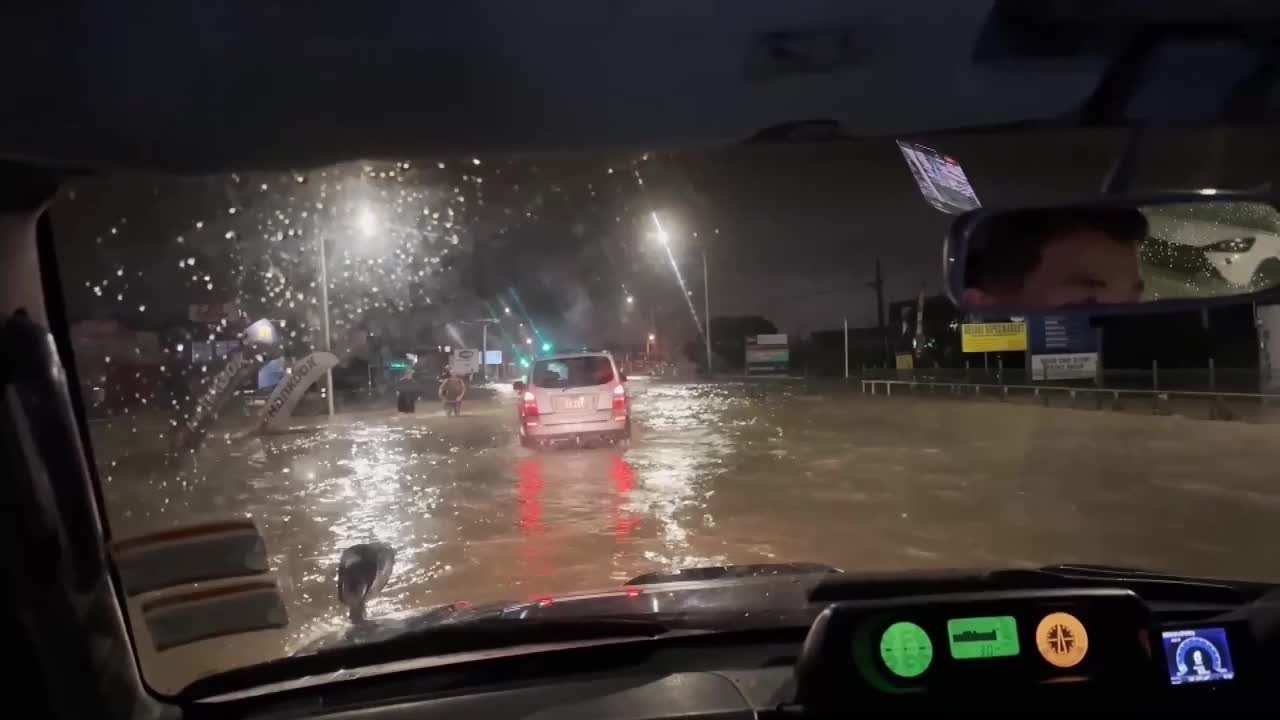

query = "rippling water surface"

[{"left": 91, "top": 381, "right": 1280, "bottom": 690}]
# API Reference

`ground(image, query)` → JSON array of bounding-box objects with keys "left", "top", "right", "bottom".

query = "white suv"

[
  {"left": 1146, "top": 208, "right": 1280, "bottom": 289},
  {"left": 515, "top": 351, "right": 630, "bottom": 448}
]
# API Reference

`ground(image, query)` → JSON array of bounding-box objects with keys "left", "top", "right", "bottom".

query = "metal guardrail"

[
  {"left": 859, "top": 376, "right": 1280, "bottom": 420},
  {"left": 858, "top": 367, "right": 1271, "bottom": 393}
]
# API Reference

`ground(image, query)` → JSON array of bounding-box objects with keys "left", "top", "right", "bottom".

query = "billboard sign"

[
  {"left": 449, "top": 348, "right": 482, "bottom": 375},
  {"left": 484, "top": 350, "right": 503, "bottom": 365},
  {"left": 961, "top": 322, "right": 1027, "bottom": 353},
  {"left": 1028, "top": 314, "right": 1098, "bottom": 381},
  {"left": 1028, "top": 314, "right": 1097, "bottom": 354},
  {"left": 746, "top": 334, "right": 789, "bottom": 375}
]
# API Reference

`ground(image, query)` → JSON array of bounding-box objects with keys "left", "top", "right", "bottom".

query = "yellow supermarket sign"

[{"left": 961, "top": 322, "right": 1027, "bottom": 353}]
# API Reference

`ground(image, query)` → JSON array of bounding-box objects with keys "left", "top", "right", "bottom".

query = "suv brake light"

[
  {"left": 612, "top": 384, "right": 627, "bottom": 416},
  {"left": 522, "top": 391, "right": 539, "bottom": 423}
]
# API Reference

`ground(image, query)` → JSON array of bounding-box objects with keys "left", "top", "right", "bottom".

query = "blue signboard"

[{"left": 1028, "top": 315, "right": 1097, "bottom": 355}]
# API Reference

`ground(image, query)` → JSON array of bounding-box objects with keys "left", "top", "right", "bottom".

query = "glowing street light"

[
  {"left": 648, "top": 333, "right": 656, "bottom": 342},
  {"left": 650, "top": 211, "right": 712, "bottom": 374},
  {"left": 355, "top": 204, "right": 379, "bottom": 238},
  {"left": 626, "top": 295, "right": 635, "bottom": 304},
  {"left": 525, "top": 338, "right": 533, "bottom": 345}
]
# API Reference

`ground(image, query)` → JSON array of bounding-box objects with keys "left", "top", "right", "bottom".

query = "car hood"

[
  {"left": 296, "top": 561, "right": 1277, "bottom": 655},
  {"left": 297, "top": 562, "right": 842, "bottom": 654}
]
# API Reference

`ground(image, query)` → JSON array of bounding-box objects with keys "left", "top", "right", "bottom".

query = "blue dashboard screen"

[{"left": 1162, "top": 627, "right": 1235, "bottom": 685}]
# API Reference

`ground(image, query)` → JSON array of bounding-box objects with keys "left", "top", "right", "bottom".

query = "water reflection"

[
  {"left": 90, "top": 380, "right": 1280, "bottom": 689},
  {"left": 515, "top": 456, "right": 551, "bottom": 586}
]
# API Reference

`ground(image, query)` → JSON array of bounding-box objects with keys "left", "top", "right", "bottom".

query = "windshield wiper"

[{"left": 182, "top": 616, "right": 676, "bottom": 701}]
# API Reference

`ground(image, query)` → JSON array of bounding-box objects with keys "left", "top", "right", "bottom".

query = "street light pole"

[
  {"left": 462, "top": 318, "right": 500, "bottom": 383},
  {"left": 316, "top": 221, "right": 335, "bottom": 418},
  {"left": 702, "top": 249, "right": 712, "bottom": 375}
]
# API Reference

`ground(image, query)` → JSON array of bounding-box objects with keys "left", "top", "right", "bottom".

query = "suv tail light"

[
  {"left": 522, "top": 391, "right": 539, "bottom": 425},
  {"left": 612, "top": 384, "right": 627, "bottom": 417}
]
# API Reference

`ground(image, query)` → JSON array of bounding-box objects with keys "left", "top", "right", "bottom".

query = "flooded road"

[{"left": 92, "top": 380, "right": 1280, "bottom": 690}]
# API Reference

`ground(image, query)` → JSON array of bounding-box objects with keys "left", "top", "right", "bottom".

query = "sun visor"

[
  {"left": 1123, "top": 42, "right": 1258, "bottom": 122},
  {"left": 111, "top": 517, "right": 270, "bottom": 596}
]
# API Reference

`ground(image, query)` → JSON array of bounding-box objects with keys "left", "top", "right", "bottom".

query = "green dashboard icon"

[
  {"left": 879, "top": 621, "right": 934, "bottom": 678},
  {"left": 947, "top": 616, "right": 1020, "bottom": 659}
]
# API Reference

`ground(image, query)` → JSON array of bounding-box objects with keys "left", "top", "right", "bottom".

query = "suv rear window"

[{"left": 532, "top": 356, "right": 614, "bottom": 389}]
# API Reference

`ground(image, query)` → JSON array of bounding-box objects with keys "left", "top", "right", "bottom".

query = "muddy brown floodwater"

[{"left": 90, "top": 379, "right": 1280, "bottom": 692}]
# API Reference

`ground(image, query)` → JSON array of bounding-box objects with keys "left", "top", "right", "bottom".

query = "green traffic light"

[
  {"left": 540, "top": 342, "right": 552, "bottom": 352},
  {"left": 519, "top": 358, "right": 530, "bottom": 368}
]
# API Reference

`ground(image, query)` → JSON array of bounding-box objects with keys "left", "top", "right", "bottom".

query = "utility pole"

[
  {"left": 464, "top": 318, "right": 500, "bottom": 383},
  {"left": 867, "top": 258, "right": 887, "bottom": 366},
  {"left": 316, "top": 218, "right": 334, "bottom": 418},
  {"left": 703, "top": 250, "right": 713, "bottom": 375},
  {"left": 843, "top": 316, "right": 850, "bottom": 379}
]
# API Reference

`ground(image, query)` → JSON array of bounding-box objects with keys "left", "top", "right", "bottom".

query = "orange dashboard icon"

[{"left": 1036, "top": 612, "right": 1089, "bottom": 668}]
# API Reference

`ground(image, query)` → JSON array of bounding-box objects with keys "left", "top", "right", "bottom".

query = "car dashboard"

[{"left": 232, "top": 581, "right": 1273, "bottom": 720}]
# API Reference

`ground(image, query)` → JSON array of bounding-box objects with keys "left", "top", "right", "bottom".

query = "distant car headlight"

[{"left": 1206, "top": 237, "right": 1255, "bottom": 253}]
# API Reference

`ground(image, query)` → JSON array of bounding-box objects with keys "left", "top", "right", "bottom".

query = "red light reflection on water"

[
  {"left": 516, "top": 457, "right": 544, "bottom": 535},
  {"left": 610, "top": 453, "right": 640, "bottom": 540},
  {"left": 515, "top": 457, "right": 552, "bottom": 582}
]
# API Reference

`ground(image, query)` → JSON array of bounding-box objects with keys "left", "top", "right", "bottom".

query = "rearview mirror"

[
  {"left": 512, "top": 380, "right": 525, "bottom": 392},
  {"left": 337, "top": 542, "right": 395, "bottom": 622},
  {"left": 945, "top": 195, "right": 1280, "bottom": 313}
]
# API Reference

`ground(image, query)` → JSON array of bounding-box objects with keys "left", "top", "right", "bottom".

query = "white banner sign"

[
  {"left": 257, "top": 352, "right": 339, "bottom": 432},
  {"left": 1031, "top": 353, "right": 1098, "bottom": 381},
  {"left": 450, "top": 348, "right": 482, "bottom": 375}
]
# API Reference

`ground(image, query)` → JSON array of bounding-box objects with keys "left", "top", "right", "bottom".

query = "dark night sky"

[{"left": 48, "top": 127, "right": 1280, "bottom": 351}]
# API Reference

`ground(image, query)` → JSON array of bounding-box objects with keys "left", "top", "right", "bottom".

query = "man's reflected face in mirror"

[{"left": 962, "top": 207, "right": 1147, "bottom": 308}]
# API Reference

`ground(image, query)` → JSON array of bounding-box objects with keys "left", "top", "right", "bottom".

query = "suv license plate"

[{"left": 558, "top": 395, "right": 588, "bottom": 410}]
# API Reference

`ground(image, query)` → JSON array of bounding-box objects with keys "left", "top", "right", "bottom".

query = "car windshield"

[
  {"left": 534, "top": 357, "right": 614, "bottom": 388},
  {"left": 49, "top": 128, "right": 1280, "bottom": 694}
]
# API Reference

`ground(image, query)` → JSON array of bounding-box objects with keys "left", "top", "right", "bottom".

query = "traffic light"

[{"left": 540, "top": 342, "right": 552, "bottom": 353}]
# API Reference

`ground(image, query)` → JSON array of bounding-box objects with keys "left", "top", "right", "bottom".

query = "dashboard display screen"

[
  {"left": 947, "top": 616, "right": 1020, "bottom": 659},
  {"left": 1162, "top": 628, "right": 1235, "bottom": 685}
]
